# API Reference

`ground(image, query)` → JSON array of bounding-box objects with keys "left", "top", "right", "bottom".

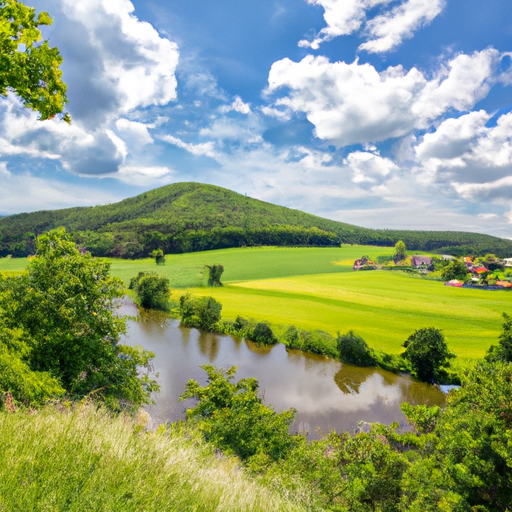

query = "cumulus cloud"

[
  {"left": 115, "top": 119, "right": 154, "bottom": 149},
  {"left": 51, "top": 0, "right": 179, "bottom": 126},
  {"left": 219, "top": 97, "right": 251, "bottom": 114},
  {"left": 0, "top": 95, "right": 124, "bottom": 175},
  {"left": 113, "top": 165, "right": 175, "bottom": 186},
  {"left": 345, "top": 151, "right": 398, "bottom": 185},
  {"left": 360, "top": 0, "right": 445, "bottom": 53},
  {"left": 0, "top": 0, "right": 180, "bottom": 178},
  {"left": 267, "top": 49, "right": 499, "bottom": 147},
  {"left": 299, "top": 0, "right": 445, "bottom": 53},
  {"left": 415, "top": 111, "right": 512, "bottom": 196}
]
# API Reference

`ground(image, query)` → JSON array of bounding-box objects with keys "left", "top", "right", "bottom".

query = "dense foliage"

[
  {"left": 0, "top": 0, "right": 69, "bottom": 120},
  {"left": 180, "top": 365, "right": 297, "bottom": 465},
  {"left": 129, "top": 271, "right": 171, "bottom": 312},
  {"left": 0, "top": 228, "right": 158, "bottom": 410},
  {"left": 179, "top": 293, "right": 223, "bottom": 330},
  {"left": 205, "top": 263, "right": 224, "bottom": 287},
  {"left": 337, "top": 330, "right": 377, "bottom": 366},
  {"left": 402, "top": 328, "right": 455, "bottom": 382},
  {"left": 1, "top": 183, "right": 511, "bottom": 258},
  {"left": 179, "top": 362, "right": 512, "bottom": 511}
]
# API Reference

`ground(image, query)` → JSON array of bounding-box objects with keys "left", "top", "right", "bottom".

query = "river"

[{"left": 121, "top": 302, "right": 446, "bottom": 438}]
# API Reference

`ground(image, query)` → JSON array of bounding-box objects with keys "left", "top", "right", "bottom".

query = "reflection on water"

[{"left": 121, "top": 305, "right": 446, "bottom": 439}]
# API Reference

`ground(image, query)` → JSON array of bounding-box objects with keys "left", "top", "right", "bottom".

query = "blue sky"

[{"left": 2, "top": 0, "right": 512, "bottom": 238}]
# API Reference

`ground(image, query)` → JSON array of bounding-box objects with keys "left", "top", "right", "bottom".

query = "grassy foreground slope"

[
  {"left": 2, "top": 182, "right": 512, "bottom": 256},
  {"left": 0, "top": 406, "right": 305, "bottom": 512}
]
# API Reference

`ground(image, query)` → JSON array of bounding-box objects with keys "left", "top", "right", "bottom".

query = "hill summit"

[{"left": 0, "top": 182, "right": 511, "bottom": 257}]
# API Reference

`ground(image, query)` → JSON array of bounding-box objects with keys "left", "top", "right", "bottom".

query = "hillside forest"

[{"left": 1, "top": 183, "right": 512, "bottom": 258}]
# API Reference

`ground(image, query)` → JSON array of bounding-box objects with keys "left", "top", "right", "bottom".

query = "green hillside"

[{"left": 1, "top": 182, "right": 511, "bottom": 257}]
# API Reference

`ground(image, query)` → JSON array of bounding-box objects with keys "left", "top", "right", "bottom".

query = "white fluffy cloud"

[
  {"left": 299, "top": 0, "right": 445, "bottom": 53},
  {"left": 0, "top": 0, "right": 180, "bottom": 179},
  {"left": 267, "top": 49, "right": 499, "bottom": 147},
  {"left": 56, "top": 0, "right": 179, "bottom": 124},
  {"left": 345, "top": 151, "right": 398, "bottom": 185},
  {"left": 159, "top": 134, "right": 217, "bottom": 158},
  {"left": 360, "top": 0, "right": 445, "bottom": 53},
  {"left": 113, "top": 165, "right": 175, "bottom": 186},
  {"left": 415, "top": 110, "right": 512, "bottom": 199}
]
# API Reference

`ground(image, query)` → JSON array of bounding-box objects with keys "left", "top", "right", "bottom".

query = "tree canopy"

[
  {"left": 0, "top": 228, "right": 157, "bottom": 410},
  {"left": 402, "top": 327, "right": 454, "bottom": 382},
  {"left": 0, "top": 0, "right": 69, "bottom": 120}
]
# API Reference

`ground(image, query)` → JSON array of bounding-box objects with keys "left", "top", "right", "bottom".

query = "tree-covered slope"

[{"left": 0, "top": 182, "right": 511, "bottom": 257}]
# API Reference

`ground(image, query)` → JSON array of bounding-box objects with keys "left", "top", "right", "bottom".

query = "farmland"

[{"left": 2, "top": 244, "right": 510, "bottom": 358}]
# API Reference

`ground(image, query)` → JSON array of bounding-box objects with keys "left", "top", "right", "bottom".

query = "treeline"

[
  {"left": 175, "top": 292, "right": 457, "bottom": 384},
  {"left": 2, "top": 181, "right": 512, "bottom": 257},
  {"left": 376, "top": 229, "right": 512, "bottom": 257}
]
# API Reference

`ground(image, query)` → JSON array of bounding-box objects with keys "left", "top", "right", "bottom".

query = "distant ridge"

[{"left": 1, "top": 182, "right": 511, "bottom": 257}]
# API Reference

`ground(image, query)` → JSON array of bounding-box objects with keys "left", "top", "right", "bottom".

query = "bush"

[
  {"left": 179, "top": 294, "right": 222, "bottom": 331},
  {"left": 180, "top": 365, "right": 296, "bottom": 463},
  {"left": 205, "top": 264, "right": 224, "bottom": 287},
  {"left": 131, "top": 271, "right": 171, "bottom": 311},
  {"left": 250, "top": 323, "right": 277, "bottom": 345},
  {"left": 151, "top": 249, "right": 166, "bottom": 265},
  {"left": 441, "top": 259, "right": 468, "bottom": 281},
  {"left": 195, "top": 296, "right": 222, "bottom": 330},
  {"left": 337, "top": 330, "right": 376, "bottom": 366},
  {"left": 301, "top": 330, "right": 337, "bottom": 358},
  {"left": 402, "top": 327, "right": 455, "bottom": 382}
]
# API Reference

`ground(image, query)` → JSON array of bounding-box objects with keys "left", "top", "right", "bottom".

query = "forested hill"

[{"left": 1, "top": 182, "right": 511, "bottom": 257}]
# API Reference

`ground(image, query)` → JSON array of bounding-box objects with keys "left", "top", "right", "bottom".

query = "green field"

[{"left": 2, "top": 244, "right": 511, "bottom": 358}]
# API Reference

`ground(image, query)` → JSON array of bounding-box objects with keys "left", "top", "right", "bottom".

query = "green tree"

[
  {"left": 151, "top": 249, "right": 166, "bottom": 265},
  {"left": 0, "top": 0, "right": 69, "bottom": 120},
  {"left": 250, "top": 322, "right": 277, "bottom": 345},
  {"left": 130, "top": 271, "right": 170, "bottom": 311},
  {"left": 204, "top": 264, "right": 224, "bottom": 287},
  {"left": 195, "top": 296, "right": 222, "bottom": 330},
  {"left": 402, "top": 327, "right": 455, "bottom": 382},
  {"left": 486, "top": 312, "right": 512, "bottom": 363},
  {"left": 337, "top": 330, "right": 376, "bottom": 366},
  {"left": 179, "top": 293, "right": 222, "bottom": 331},
  {"left": 180, "top": 365, "right": 296, "bottom": 464},
  {"left": 0, "top": 228, "right": 158, "bottom": 410},
  {"left": 394, "top": 240, "right": 407, "bottom": 263},
  {"left": 441, "top": 259, "right": 468, "bottom": 281}
]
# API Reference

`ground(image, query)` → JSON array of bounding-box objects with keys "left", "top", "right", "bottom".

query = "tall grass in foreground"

[{"left": 0, "top": 406, "right": 307, "bottom": 512}]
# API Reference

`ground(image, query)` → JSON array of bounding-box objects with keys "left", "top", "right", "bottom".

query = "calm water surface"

[{"left": 121, "top": 302, "right": 445, "bottom": 438}]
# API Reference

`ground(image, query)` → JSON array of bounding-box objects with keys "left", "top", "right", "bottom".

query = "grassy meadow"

[
  {"left": 0, "top": 406, "right": 304, "bottom": 512},
  {"left": 2, "top": 244, "right": 511, "bottom": 358}
]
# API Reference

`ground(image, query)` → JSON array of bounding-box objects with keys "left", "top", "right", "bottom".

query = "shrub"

[
  {"left": 131, "top": 271, "right": 171, "bottom": 311},
  {"left": 441, "top": 260, "right": 468, "bottom": 281},
  {"left": 337, "top": 330, "right": 376, "bottom": 366},
  {"left": 205, "top": 264, "right": 224, "bottom": 287},
  {"left": 179, "top": 294, "right": 222, "bottom": 331},
  {"left": 302, "top": 330, "right": 338, "bottom": 359},
  {"left": 180, "top": 365, "right": 296, "bottom": 463},
  {"left": 151, "top": 249, "right": 166, "bottom": 265},
  {"left": 195, "top": 296, "right": 222, "bottom": 330},
  {"left": 250, "top": 323, "right": 277, "bottom": 345},
  {"left": 402, "top": 327, "right": 455, "bottom": 382}
]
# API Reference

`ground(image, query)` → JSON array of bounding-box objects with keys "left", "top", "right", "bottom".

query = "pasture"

[{"left": 1, "top": 244, "right": 510, "bottom": 358}]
